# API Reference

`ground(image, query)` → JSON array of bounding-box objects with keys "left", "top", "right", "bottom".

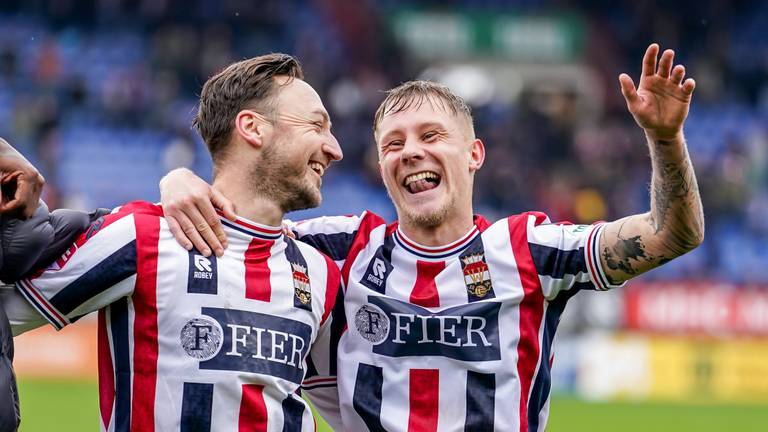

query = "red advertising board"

[{"left": 624, "top": 281, "right": 768, "bottom": 336}]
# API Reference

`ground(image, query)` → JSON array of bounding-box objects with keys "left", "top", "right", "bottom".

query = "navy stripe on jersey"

[
  {"left": 353, "top": 363, "right": 386, "bottom": 432},
  {"left": 285, "top": 239, "right": 312, "bottom": 312},
  {"left": 180, "top": 383, "right": 214, "bottom": 432},
  {"left": 329, "top": 288, "right": 346, "bottom": 376},
  {"left": 297, "top": 231, "right": 356, "bottom": 261},
  {"left": 49, "top": 240, "right": 137, "bottom": 315},
  {"left": 459, "top": 235, "right": 496, "bottom": 302},
  {"left": 359, "top": 234, "right": 395, "bottom": 294},
  {"left": 111, "top": 298, "right": 131, "bottom": 432},
  {"left": 281, "top": 395, "right": 305, "bottom": 432},
  {"left": 527, "top": 288, "right": 577, "bottom": 432},
  {"left": 17, "top": 279, "right": 66, "bottom": 329},
  {"left": 465, "top": 371, "right": 495, "bottom": 431},
  {"left": 528, "top": 244, "right": 586, "bottom": 279}
]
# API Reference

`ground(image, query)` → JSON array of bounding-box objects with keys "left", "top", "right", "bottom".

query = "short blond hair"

[{"left": 373, "top": 80, "right": 475, "bottom": 140}]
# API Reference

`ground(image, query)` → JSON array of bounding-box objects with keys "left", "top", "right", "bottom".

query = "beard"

[
  {"left": 392, "top": 191, "right": 454, "bottom": 229},
  {"left": 249, "top": 139, "right": 321, "bottom": 213}
]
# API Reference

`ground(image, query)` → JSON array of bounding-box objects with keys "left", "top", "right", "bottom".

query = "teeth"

[
  {"left": 309, "top": 162, "right": 325, "bottom": 177},
  {"left": 404, "top": 171, "right": 438, "bottom": 185}
]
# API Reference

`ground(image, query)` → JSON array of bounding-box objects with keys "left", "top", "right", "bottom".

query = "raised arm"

[{"left": 599, "top": 43, "right": 704, "bottom": 284}]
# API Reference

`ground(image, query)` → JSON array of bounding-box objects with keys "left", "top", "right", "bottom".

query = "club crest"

[
  {"left": 291, "top": 262, "right": 311, "bottom": 306},
  {"left": 461, "top": 253, "right": 493, "bottom": 298}
]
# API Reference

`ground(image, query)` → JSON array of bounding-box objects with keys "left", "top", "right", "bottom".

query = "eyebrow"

[{"left": 380, "top": 120, "right": 447, "bottom": 142}]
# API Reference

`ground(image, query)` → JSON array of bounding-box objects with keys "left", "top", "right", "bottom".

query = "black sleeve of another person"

[{"left": 0, "top": 201, "right": 111, "bottom": 432}]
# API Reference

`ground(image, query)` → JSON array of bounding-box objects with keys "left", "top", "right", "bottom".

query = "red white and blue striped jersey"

[
  {"left": 293, "top": 211, "right": 622, "bottom": 432},
  {"left": 13, "top": 201, "right": 340, "bottom": 432}
]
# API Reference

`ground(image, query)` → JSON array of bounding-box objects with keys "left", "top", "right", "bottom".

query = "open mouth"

[
  {"left": 403, "top": 171, "right": 441, "bottom": 194},
  {"left": 309, "top": 161, "right": 325, "bottom": 177}
]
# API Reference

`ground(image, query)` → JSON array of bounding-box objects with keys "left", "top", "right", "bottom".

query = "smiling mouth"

[
  {"left": 403, "top": 171, "right": 441, "bottom": 194},
  {"left": 309, "top": 161, "right": 325, "bottom": 177}
]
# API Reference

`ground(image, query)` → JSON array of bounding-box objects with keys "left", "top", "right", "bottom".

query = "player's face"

[
  {"left": 256, "top": 79, "right": 342, "bottom": 212},
  {"left": 376, "top": 100, "right": 482, "bottom": 228}
]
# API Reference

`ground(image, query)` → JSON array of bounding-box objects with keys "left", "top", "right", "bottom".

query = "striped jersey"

[
  {"left": 14, "top": 201, "right": 340, "bottom": 432},
  {"left": 294, "top": 211, "right": 622, "bottom": 432}
]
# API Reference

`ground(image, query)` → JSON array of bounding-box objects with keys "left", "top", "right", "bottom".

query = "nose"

[
  {"left": 401, "top": 137, "right": 424, "bottom": 162},
  {"left": 323, "top": 132, "right": 343, "bottom": 162}
]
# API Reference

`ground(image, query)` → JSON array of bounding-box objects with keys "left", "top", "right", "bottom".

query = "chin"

[
  {"left": 282, "top": 185, "right": 322, "bottom": 213},
  {"left": 400, "top": 203, "right": 450, "bottom": 228}
]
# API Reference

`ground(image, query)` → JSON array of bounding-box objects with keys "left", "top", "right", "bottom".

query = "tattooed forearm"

[
  {"left": 649, "top": 141, "right": 704, "bottom": 251},
  {"left": 598, "top": 137, "right": 704, "bottom": 284},
  {"left": 651, "top": 161, "right": 692, "bottom": 233}
]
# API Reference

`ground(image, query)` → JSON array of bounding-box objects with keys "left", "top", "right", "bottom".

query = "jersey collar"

[
  {"left": 218, "top": 211, "right": 284, "bottom": 241},
  {"left": 393, "top": 224, "right": 480, "bottom": 259}
]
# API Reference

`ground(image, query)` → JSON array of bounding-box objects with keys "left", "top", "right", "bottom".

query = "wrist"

[{"left": 644, "top": 129, "right": 684, "bottom": 144}]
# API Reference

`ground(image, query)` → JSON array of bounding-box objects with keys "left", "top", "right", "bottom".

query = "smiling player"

[{"left": 162, "top": 43, "right": 703, "bottom": 431}]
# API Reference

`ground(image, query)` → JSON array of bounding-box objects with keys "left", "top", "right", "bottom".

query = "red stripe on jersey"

[
  {"left": 97, "top": 310, "right": 115, "bottom": 430},
  {"left": 341, "top": 212, "right": 385, "bottom": 287},
  {"left": 410, "top": 261, "right": 445, "bottom": 307},
  {"left": 239, "top": 384, "right": 268, "bottom": 432},
  {"left": 408, "top": 369, "right": 439, "bottom": 432},
  {"left": 473, "top": 214, "right": 492, "bottom": 232},
  {"left": 321, "top": 253, "right": 341, "bottom": 325},
  {"left": 131, "top": 213, "right": 161, "bottom": 432},
  {"left": 508, "top": 214, "right": 545, "bottom": 432},
  {"left": 245, "top": 239, "right": 274, "bottom": 302}
]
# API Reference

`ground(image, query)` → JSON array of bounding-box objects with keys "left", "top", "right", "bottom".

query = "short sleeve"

[
  {"left": 14, "top": 210, "right": 139, "bottom": 330},
  {"left": 528, "top": 217, "right": 626, "bottom": 300}
]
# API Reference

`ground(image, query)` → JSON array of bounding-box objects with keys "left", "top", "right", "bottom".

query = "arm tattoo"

[
  {"left": 649, "top": 141, "right": 704, "bottom": 249},
  {"left": 601, "top": 219, "right": 672, "bottom": 284}
]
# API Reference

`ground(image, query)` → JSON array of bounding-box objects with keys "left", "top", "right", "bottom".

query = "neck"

[
  {"left": 213, "top": 171, "right": 283, "bottom": 226},
  {"left": 398, "top": 211, "right": 475, "bottom": 247}
]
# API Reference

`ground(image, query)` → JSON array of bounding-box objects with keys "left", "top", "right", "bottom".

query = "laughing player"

[
  {"left": 1, "top": 53, "right": 345, "bottom": 431},
  {"left": 164, "top": 43, "right": 703, "bottom": 431},
  {"left": 163, "top": 44, "right": 703, "bottom": 431}
]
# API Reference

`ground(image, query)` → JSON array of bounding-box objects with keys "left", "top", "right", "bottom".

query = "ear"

[
  {"left": 468, "top": 139, "right": 485, "bottom": 172},
  {"left": 234, "top": 110, "right": 270, "bottom": 148}
]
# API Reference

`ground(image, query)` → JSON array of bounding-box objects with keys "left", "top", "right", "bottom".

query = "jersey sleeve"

[
  {"left": 526, "top": 213, "right": 625, "bottom": 300},
  {"left": 301, "top": 253, "right": 344, "bottom": 431},
  {"left": 287, "top": 212, "right": 367, "bottom": 267},
  {"left": 13, "top": 209, "right": 140, "bottom": 331}
]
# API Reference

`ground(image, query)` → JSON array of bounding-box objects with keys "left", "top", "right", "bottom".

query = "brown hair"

[
  {"left": 193, "top": 53, "right": 304, "bottom": 162},
  {"left": 373, "top": 80, "right": 475, "bottom": 140}
]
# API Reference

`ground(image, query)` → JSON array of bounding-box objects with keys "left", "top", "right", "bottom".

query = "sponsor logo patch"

[
  {"left": 180, "top": 316, "right": 223, "bottom": 361},
  {"left": 196, "top": 307, "right": 312, "bottom": 384},
  {"left": 354, "top": 304, "right": 389, "bottom": 344},
  {"left": 356, "top": 296, "right": 502, "bottom": 361},
  {"left": 188, "top": 250, "right": 217, "bottom": 294}
]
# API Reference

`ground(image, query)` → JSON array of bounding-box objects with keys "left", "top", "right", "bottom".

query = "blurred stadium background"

[{"left": 3, "top": 0, "right": 768, "bottom": 430}]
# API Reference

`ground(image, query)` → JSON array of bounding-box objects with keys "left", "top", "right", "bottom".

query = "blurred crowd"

[{"left": 0, "top": 0, "right": 766, "bottom": 282}]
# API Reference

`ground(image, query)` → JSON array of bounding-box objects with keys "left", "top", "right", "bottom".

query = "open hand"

[{"left": 619, "top": 43, "right": 696, "bottom": 142}]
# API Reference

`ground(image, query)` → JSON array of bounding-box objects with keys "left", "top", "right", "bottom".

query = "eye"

[
  {"left": 423, "top": 131, "right": 438, "bottom": 141},
  {"left": 382, "top": 140, "right": 403, "bottom": 153}
]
